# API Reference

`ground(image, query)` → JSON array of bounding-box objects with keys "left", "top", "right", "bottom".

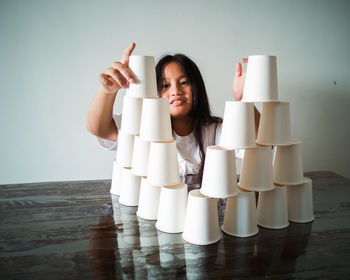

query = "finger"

[
  {"left": 242, "top": 58, "right": 248, "bottom": 64},
  {"left": 234, "top": 62, "right": 242, "bottom": 77},
  {"left": 121, "top": 42, "right": 136, "bottom": 66},
  {"left": 99, "top": 73, "right": 115, "bottom": 87},
  {"left": 105, "top": 67, "right": 129, "bottom": 88},
  {"left": 111, "top": 62, "right": 136, "bottom": 83}
]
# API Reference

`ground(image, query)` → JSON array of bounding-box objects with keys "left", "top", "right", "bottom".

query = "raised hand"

[
  {"left": 98, "top": 42, "right": 137, "bottom": 94},
  {"left": 232, "top": 58, "right": 248, "bottom": 101}
]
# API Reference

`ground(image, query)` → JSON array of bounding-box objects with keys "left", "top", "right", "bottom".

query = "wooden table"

[{"left": 1, "top": 171, "right": 349, "bottom": 279}]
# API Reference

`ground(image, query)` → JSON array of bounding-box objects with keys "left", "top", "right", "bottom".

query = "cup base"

[
  {"left": 258, "top": 222, "right": 289, "bottom": 230},
  {"left": 200, "top": 187, "right": 239, "bottom": 199},
  {"left": 221, "top": 225, "right": 259, "bottom": 238},
  {"left": 136, "top": 211, "right": 158, "bottom": 221},
  {"left": 257, "top": 141, "right": 292, "bottom": 146},
  {"left": 119, "top": 200, "right": 138, "bottom": 207},
  {"left": 155, "top": 223, "right": 183, "bottom": 234},
  {"left": 238, "top": 183, "right": 275, "bottom": 192},
  {"left": 289, "top": 216, "right": 315, "bottom": 224},
  {"left": 275, "top": 179, "right": 305, "bottom": 186},
  {"left": 182, "top": 233, "right": 221, "bottom": 246}
]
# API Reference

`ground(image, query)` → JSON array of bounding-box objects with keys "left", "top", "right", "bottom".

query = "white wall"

[{"left": 1, "top": 0, "right": 349, "bottom": 184}]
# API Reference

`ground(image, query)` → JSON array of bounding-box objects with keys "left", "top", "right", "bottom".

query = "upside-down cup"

[
  {"left": 287, "top": 177, "right": 314, "bottom": 223},
  {"left": 238, "top": 146, "right": 274, "bottom": 192},
  {"left": 242, "top": 55, "right": 279, "bottom": 102},
  {"left": 222, "top": 188, "right": 259, "bottom": 237},
  {"left": 126, "top": 55, "right": 158, "bottom": 98},
  {"left": 120, "top": 95, "right": 143, "bottom": 135},
  {"left": 147, "top": 140, "right": 180, "bottom": 186},
  {"left": 132, "top": 136, "right": 150, "bottom": 176},
  {"left": 139, "top": 98, "right": 173, "bottom": 142},
  {"left": 115, "top": 131, "right": 135, "bottom": 168},
  {"left": 182, "top": 190, "right": 221, "bottom": 245},
  {"left": 110, "top": 160, "right": 123, "bottom": 195},
  {"left": 257, "top": 102, "right": 291, "bottom": 146},
  {"left": 200, "top": 146, "right": 238, "bottom": 198},
  {"left": 257, "top": 184, "right": 289, "bottom": 229},
  {"left": 273, "top": 140, "right": 304, "bottom": 185},
  {"left": 156, "top": 183, "right": 188, "bottom": 233},
  {"left": 220, "top": 101, "right": 256, "bottom": 149},
  {"left": 119, "top": 167, "right": 141, "bottom": 207},
  {"left": 136, "top": 177, "right": 161, "bottom": 220}
]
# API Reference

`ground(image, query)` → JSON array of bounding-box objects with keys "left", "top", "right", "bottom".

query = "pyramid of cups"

[{"left": 110, "top": 54, "right": 315, "bottom": 247}]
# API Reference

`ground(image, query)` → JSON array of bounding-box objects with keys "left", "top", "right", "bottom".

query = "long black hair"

[{"left": 156, "top": 54, "right": 222, "bottom": 178}]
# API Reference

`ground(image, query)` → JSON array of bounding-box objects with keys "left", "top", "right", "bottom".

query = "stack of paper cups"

[
  {"left": 126, "top": 55, "right": 158, "bottom": 98},
  {"left": 239, "top": 146, "right": 275, "bottom": 192},
  {"left": 182, "top": 190, "right": 221, "bottom": 245},
  {"left": 287, "top": 177, "right": 314, "bottom": 223},
  {"left": 220, "top": 101, "right": 256, "bottom": 149},
  {"left": 156, "top": 183, "right": 188, "bottom": 233},
  {"left": 242, "top": 55, "right": 278, "bottom": 102}
]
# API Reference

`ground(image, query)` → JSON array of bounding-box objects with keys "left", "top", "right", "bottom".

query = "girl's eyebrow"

[{"left": 162, "top": 74, "right": 187, "bottom": 81}]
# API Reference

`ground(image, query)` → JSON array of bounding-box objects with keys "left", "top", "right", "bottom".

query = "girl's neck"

[{"left": 172, "top": 117, "right": 193, "bottom": 136}]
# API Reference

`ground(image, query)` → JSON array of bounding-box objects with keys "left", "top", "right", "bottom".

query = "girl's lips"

[{"left": 172, "top": 100, "right": 184, "bottom": 106}]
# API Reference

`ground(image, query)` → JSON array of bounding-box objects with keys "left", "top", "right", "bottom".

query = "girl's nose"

[{"left": 170, "top": 84, "right": 182, "bottom": 96}]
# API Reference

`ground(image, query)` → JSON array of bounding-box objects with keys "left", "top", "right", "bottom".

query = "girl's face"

[{"left": 160, "top": 62, "right": 193, "bottom": 119}]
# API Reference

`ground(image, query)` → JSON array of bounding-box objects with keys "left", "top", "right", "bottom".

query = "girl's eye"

[
  {"left": 180, "top": 80, "right": 189, "bottom": 86},
  {"left": 162, "top": 84, "right": 169, "bottom": 89}
]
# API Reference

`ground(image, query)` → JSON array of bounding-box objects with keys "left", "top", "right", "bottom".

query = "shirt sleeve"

[{"left": 97, "top": 114, "right": 122, "bottom": 151}]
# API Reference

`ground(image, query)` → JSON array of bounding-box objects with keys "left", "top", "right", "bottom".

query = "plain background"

[{"left": 0, "top": 0, "right": 349, "bottom": 184}]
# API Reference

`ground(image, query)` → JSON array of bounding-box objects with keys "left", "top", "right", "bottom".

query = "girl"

[{"left": 86, "top": 42, "right": 258, "bottom": 179}]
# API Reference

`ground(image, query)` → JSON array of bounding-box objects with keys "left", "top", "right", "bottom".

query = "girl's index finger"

[{"left": 121, "top": 42, "right": 136, "bottom": 66}]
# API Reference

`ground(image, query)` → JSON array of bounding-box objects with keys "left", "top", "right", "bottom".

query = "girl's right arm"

[{"left": 86, "top": 43, "right": 136, "bottom": 141}]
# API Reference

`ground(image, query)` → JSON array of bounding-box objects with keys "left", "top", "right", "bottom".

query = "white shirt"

[{"left": 97, "top": 114, "right": 243, "bottom": 177}]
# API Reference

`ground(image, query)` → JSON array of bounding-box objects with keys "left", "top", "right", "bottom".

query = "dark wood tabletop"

[{"left": 1, "top": 171, "right": 349, "bottom": 279}]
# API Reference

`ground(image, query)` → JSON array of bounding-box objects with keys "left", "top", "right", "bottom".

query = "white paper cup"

[
  {"left": 131, "top": 136, "right": 150, "bottom": 176},
  {"left": 136, "top": 177, "right": 161, "bottom": 220},
  {"left": 156, "top": 183, "right": 188, "bottom": 233},
  {"left": 120, "top": 95, "right": 143, "bottom": 135},
  {"left": 238, "top": 146, "right": 275, "bottom": 192},
  {"left": 115, "top": 131, "right": 135, "bottom": 168},
  {"left": 139, "top": 98, "right": 173, "bottom": 142},
  {"left": 182, "top": 190, "right": 221, "bottom": 245},
  {"left": 273, "top": 140, "right": 304, "bottom": 185},
  {"left": 119, "top": 167, "right": 141, "bottom": 207},
  {"left": 257, "top": 185, "right": 289, "bottom": 229},
  {"left": 287, "top": 177, "right": 314, "bottom": 223},
  {"left": 257, "top": 102, "right": 291, "bottom": 146},
  {"left": 147, "top": 140, "right": 180, "bottom": 186},
  {"left": 126, "top": 55, "right": 158, "bottom": 98},
  {"left": 110, "top": 160, "right": 123, "bottom": 195},
  {"left": 242, "top": 55, "right": 278, "bottom": 102},
  {"left": 222, "top": 188, "right": 259, "bottom": 237},
  {"left": 220, "top": 101, "right": 256, "bottom": 149},
  {"left": 200, "top": 146, "right": 238, "bottom": 198}
]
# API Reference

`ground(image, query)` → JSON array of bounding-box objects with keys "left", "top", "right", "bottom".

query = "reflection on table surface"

[{"left": 1, "top": 171, "right": 350, "bottom": 279}]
